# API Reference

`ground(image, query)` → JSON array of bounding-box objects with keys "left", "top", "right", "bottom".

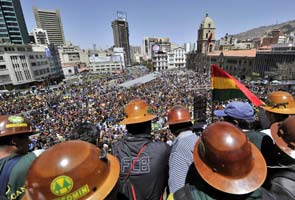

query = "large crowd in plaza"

[
  {"left": 1, "top": 66, "right": 295, "bottom": 200},
  {"left": 0, "top": 67, "right": 213, "bottom": 149}
]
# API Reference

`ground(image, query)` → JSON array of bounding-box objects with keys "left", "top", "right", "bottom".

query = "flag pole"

[
  {"left": 209, "top": 55, "right": 214, "bottom": 123},
  {"left": 206, "top": 34, "right": 214, "bottom": 123}
]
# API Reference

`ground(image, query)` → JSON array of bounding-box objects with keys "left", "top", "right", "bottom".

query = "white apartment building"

[
  {"left": 168, "top": 47, "right": 186, "bottom": 69},
  {"left": 152, "top": 51, "right": 168, "bottom": 71},
  {"left": 88, "top": 48, "right": 124, "bottom": 74},
  {"left": 32, "top": 28, "right": 49, "bottom": 45},
  {"left": 0, "top": 44, "right": 60, "bottom": 86},
  {"left": 58, "top": 42, "right": 81, "bottom": 66},
  {"left": 142, "top": 37, "right": 171, "bottom": 60},
  {"left": 58, "top": 42, "right": 91, "bottom": 75},
  {"left": 130, "top": 45, "right": 141, "bottom": 63},
  {"left": 32, "top": 44, "right": 63, "bottom": 80}
]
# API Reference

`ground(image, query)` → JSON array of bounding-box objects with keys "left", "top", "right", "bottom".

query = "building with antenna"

[{"left": 111, "top": 11, "right": 131, "bottom": 66}]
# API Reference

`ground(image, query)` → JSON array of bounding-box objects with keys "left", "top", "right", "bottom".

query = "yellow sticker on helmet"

[
  {"left": 50, "top": 175, "right": 74, "bottom": 196},
  {"left": 54, "top": 185, "right": 90, "bottom": 200},
  {"left": 6, "top": 123, "right": 28, "bottom": 128}
]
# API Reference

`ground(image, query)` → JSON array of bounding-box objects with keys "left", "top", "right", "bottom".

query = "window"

[
  {"left": 228, "top": 59, "right": 237, "bottom": 64},
  {"left": 0, "top": 64, "right": 6, "bottom": 70},
  {"left": 17, "top": 47, "right": 25, "bottom": 51},
  {"left": 7, "top": 22, "right": 17, "bottom": 26},
  {"left": 3, "top": 7, "right": 14, "bottom": 11},
  {"left": 0, "top": 75, "right": 10, "bottom": 83},
  {"left": 208, "top": 23, "right": 211, "bottom": 28},
  {"left": 6, "top": 47, "right": 14, "bottom": 51},
  {"left": 11, "top": 37, "right": 21, "bottom": 41},
  {"left": 5, "top": 12, "right": 15, "bottom": 17},
  {"left": 9, "top": 27, "right": 19, "bottom": 31},
  {"left": 6, "top": 17, "right": 16, "bottom": 21},
  {"left": 1, "top": 1, "right": 12, "bottom": 6}
]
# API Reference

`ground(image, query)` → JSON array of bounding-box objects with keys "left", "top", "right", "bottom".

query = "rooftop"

[{"left": 208, "top": 49, "right": 256, "bottom": 57}]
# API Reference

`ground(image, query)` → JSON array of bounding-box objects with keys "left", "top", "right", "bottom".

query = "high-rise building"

[
  {"left": 112, "top": 13, "right": 131, "bottom": 66},
  {"left": 33, "top": 7, "right": 65, "bottom": 46},
  {"left": 0, "top": 0, "right": 29, "bottom": 44}
]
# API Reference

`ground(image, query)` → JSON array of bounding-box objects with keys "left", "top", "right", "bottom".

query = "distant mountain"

[{"left": 231, "top": 19, "right": 295, "bottom": 40}]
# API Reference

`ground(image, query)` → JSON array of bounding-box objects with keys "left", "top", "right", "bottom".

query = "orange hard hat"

[
  {"left": 167, "top": 105, "right": 191, "bottom": 125},
  {"left": 193, "top": 122, "right": 266, "bottom": 195},
  {"left": 271, "top": 116, "right": 295, "bottom": 159},
  {"left": 23, "top": 140, "right": 120, "bottom": 200},
  {"left": 120, "top": 99, "right": 156, "bottom": 125},
  {"left": 0, "top": 115, "right": 33, "bottom": 137},
  {"left": 262, "top": 91, "right": 295, "bottom": 114}
]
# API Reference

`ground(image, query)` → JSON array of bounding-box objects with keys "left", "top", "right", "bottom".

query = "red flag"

[
  {"left": 211, "top": 64, "right": 264, "bottom": 107},
  {"left": 206, "top": 33, "right": 213, "bottom": 52}
]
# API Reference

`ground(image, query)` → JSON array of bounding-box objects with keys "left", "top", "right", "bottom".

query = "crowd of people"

[
  {"left": 0, "top": 67, "right": 210, "bottom": 150},
  {"left": 0, "top": 66, "right": 294, "bottom": 200}
]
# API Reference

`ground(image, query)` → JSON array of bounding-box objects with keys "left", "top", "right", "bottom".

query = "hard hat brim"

[
  {"left": 167, "top": 118, "right": 192, "bottom": 125},
  {"left": 271, "top": 122, "right": 295, "bottom": 159},
  {"left": 91, "top": 153, "right": 120, "bottom": 199},
  {"left": 262, "top": 106, "right": 295, "bottom": 115},
  {"left": 120, "top": 114, "right": 156, "bottom": 125},
  {"left": 193, "top": 139, "right": 267, "bottom": 195}
]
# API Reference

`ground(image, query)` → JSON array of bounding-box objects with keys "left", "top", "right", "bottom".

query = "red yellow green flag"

[{"left": 211, "top": 64, "right": 264, "bottom": 107}]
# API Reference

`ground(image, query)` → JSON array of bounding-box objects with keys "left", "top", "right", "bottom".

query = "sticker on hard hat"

[
  {"left": 6, "top": 123, "right": 28, "bottom": 128},
  {"left": 54, "top": 185, "right": 90, "bottom": 200},
  {"left": 50, "top": 175, "right": 74, "bottom": 196},
  {"left": 8, "top": 116, "right": 24, "bottom": 123}
]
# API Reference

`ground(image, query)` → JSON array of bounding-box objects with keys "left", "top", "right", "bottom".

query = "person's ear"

[
  {"left": 233, "top": 119, "right": 239, "bottom": 126},
  {"left": 11, "top": 137, "right": 17, "bottom": 146}
]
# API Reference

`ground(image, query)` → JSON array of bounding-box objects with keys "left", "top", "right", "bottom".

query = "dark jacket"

[
  {"left": 244, "top": 130, "right": 274, "bottom": 165},
  {"left": 264, "top": 163, "right": 295, "bottom": 200},
  {"left": 112, "top": 133, "right": 171, "bottom": 200}
]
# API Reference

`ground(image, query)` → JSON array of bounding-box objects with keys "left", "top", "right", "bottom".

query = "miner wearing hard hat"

[
  {"left": 263, "top": 116, "right": 295, "bottom": 200},
  {"left": 112, "top": 99, "right": 171, "bottom": 200},
  {"left": 169, "top": 122, "right": 275, "bottom": 200},
  {"left": 167, "top": 105, "right": 199, "bottom": 193},
  {"left": 261, "top": 91, "right": 295, "bottom": 140},
  {"left": 22, "top": 140, "right": 121, "bottom": 200},
  {"left": 0, "top": 115, "right": 42, "bottom": 200}
]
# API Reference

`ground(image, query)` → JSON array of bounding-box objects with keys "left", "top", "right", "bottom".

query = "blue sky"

[{"left": 21, "top": 0, "right": 295, "bottom": 49}]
